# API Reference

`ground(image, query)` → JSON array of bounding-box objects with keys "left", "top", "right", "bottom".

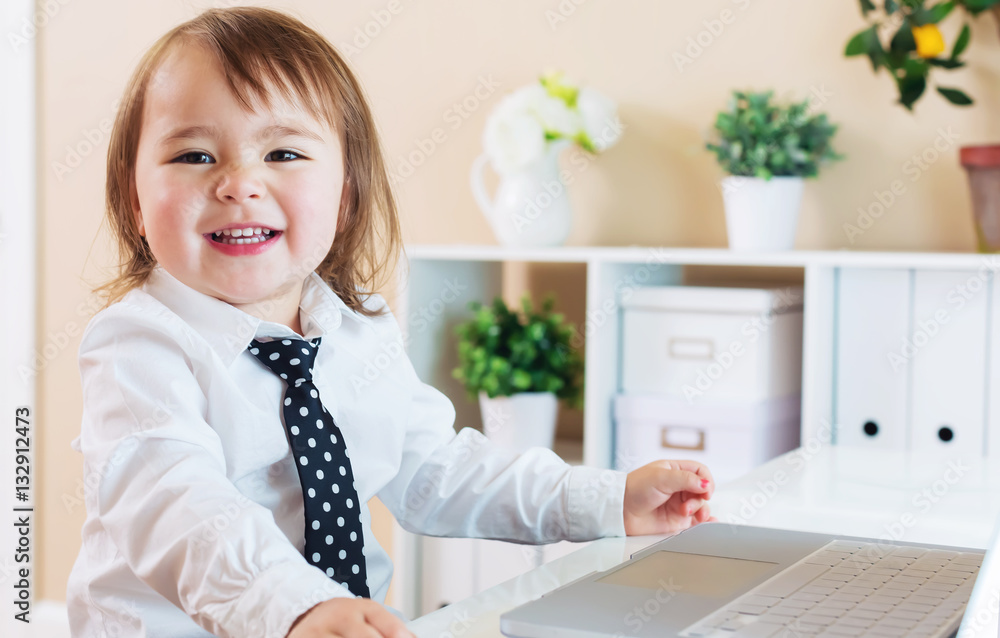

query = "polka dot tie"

[{"left": 247, "top": 336, "right": 370, "bottom": 598}]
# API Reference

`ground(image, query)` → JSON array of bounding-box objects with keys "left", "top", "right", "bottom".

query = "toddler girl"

[{"left": 67, "top": 7, "right": 715, "bottom": 638}]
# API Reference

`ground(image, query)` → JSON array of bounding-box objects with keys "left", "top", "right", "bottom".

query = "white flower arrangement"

[{"left": 482, "top": 71, "right": 621, "bottom": 176}]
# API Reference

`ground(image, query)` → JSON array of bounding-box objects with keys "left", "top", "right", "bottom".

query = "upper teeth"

[{"left": 216, "top": 227, "right": 270, "bottom": 237}]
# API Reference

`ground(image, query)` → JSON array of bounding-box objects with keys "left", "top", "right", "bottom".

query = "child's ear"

[{"left": 130, "top": 185, "right": 145, "bottom": 237}]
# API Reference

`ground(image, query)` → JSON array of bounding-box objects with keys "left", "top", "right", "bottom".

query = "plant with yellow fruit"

[{"left": 845, "top": 0, "right": 1000, "bottom": 110}]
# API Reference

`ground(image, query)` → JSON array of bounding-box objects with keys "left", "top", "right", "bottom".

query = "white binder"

[
  {"left": 835, "top": 268, "right": 911, "bottom": 449},
  {"left": 910, "top": 270, "right": 988, "bottom": 456}
]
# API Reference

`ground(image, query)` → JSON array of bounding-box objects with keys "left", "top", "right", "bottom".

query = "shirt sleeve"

[
  {"left": 372, "top": 306, "right": 628, "bottom": 544},
  {"left": 76, "top": 304, "right": 352, "bottom": 638}
]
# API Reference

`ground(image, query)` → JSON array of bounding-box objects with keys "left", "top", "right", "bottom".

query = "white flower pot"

[
  {"left": 478, "top": 391, "right": 558, "bottom": 453},
  {"left": 470, "top": 140, "right": 573, "bottom": 248},
  {"left": 721, "top": 175, "right": 805, "bottom": 251}
]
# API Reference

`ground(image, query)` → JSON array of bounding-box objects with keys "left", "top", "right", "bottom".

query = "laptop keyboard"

[{"left": 679, "top": 540, "right": 983, "bottom": 637}]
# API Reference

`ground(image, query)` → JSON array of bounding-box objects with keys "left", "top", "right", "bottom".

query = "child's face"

[{"left": 132, "top": 43, "right": 344, "bottom": 320}]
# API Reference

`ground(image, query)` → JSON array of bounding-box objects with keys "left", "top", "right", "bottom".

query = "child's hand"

[
  {"left": 287, "top": 597, "right": 415, "bottom": 638},
  {"left": 623, "top": 460, "right": 717, "bottom": 536}
]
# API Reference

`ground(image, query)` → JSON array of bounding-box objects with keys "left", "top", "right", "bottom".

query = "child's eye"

[
  {"left": 266, "top": 150, "right": 303, "bottom": 162},
  {"left": 172, "top": 152, "right": 214, "bottom": 164}
]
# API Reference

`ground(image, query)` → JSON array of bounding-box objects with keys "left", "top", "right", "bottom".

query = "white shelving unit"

[{"left": 393, "top": 244, "right": 1000, "bottom": 617}]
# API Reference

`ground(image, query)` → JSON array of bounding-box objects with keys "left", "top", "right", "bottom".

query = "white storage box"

[
  {"left": 613, "top": 394, "right": 801, "bottom": 485},
  {"left": 621, "top": 285, "right": 804, "bottom": 402}
]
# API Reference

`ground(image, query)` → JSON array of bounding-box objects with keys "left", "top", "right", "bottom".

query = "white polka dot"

[
  {"left": 316, "top": 469, "right": 324, "bottom": 480},
  {"left": 250, "top": 347, "right": 259, "bottom": 355},
  {"left": 316, "top": 419, "right": 324, "bottom": 429},
  {"left": 269, "top": 352, "right": 280, "bottom": 361},
  {"left": 339, "top": 549, "right": 347, "bottom": 559},
  {"left": 299, "top": 456, "right": 308, "bottom": 466},
  {"left": 361, "top": 546, "right": 366, "bottom": 556},
  {"left": 352, "top": 564, "right": 359, "bottom": 574},
  {"left": 301, "top": 347, "right": 310, "bottom": 355},
  {"left": 344, "top": 448, "right": 350, "bottom": 459},
  {"left": 323, "top": 502, "right": 331, "bottom": 512},
  {"left": 294, "top": 379, "right": 304, "bottom": 387},
  {"left": 346, "top": 498, "right": 353, "bottom": 508},
  {"left": 308, "top": 437, "right": 316, "bottom": 448},
  {"left": 284, "top": 397, "right": 292, "bottom": 406},
  {"left": 330, "top": 434, "right": 337, "bottom": 444},
  {"left": 337, "top": 516, "right": 345, "bottom": 527},
  {"left": 279, "top": 373, "right": 287, "bottom": 379},
  {"left": 289, "top": 358, "right": 300, "bottom": 366},
  {"left": 326, "top": 567, "right": 335, "bottom": 577},
  {"left": 322, "top": 405, "right": 327, "bottom": 412},
  {"left": 312, "top": 520, "right": 320, "bottom": 530},
  {"left": 332, "top": 484, "right": 340, "bottom": 494},
  {"left": 290, "top": 426, "right": 300, "bottom": 435},
  {"left": 310, "top": 389, "right": 318, "bottom": 398},
  {"left": 282, "top": 339, "right": 292, "bottom": 345},
  {"left": 324, "top": 452, "right": 332, "bottom": 462},
  {"left": 307, "top": 488, "right": 316, "bottom": 498},
  {"left": 299, "top": 406, "right": 309, "bottom": 417},
  {"left": 339, "top": 466, "right": 346, "bottom": 476},
  {"left": 350, "top": 531, "right": 357, "bottom": 541},
  {"left": 312, "top": 552, "right": 320, "bottom": 562},
  {"left": 326, "top": 535, "right": 334, "bottom": 545}
]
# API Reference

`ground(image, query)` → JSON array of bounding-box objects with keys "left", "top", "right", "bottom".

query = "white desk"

[{"left": 406, "top": 445, "right": 1000, "bottom": 638}]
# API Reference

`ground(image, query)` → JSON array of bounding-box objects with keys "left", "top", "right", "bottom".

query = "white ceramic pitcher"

[{"left": 470, "top": 140, "right": 573, "bottom": 248}]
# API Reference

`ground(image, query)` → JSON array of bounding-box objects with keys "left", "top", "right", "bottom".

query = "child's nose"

[{"left": 216, "top": 167, "right": 265, "bottom": 203}]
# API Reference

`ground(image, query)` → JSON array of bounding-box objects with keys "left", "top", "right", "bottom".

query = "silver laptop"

[{"left": 500, "top": 521, "right": 997, "bottom": 638}]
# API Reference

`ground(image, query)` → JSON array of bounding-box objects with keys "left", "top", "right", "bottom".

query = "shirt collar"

[{"left": 142, "top": 265, "right": 371, "bottom": 367}]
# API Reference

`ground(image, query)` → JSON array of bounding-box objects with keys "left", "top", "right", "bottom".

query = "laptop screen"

[{"left": 958, "top": 512, "right": 1000, "bottom": 638}]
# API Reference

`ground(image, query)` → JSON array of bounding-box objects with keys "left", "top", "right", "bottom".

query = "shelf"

[{"left": 404, "top": 243, "right": 1000, "bottom": 270}]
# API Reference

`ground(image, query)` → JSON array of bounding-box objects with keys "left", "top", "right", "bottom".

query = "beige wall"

[{"left": 40, "top": 0, "right": 1000, "bottom": 601}]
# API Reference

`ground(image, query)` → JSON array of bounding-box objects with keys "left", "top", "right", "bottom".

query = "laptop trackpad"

[{"left": 597, "top": 551, "right": 780, "bottom": 599}]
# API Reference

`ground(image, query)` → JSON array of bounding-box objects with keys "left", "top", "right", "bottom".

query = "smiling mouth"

[{"left": 208, "top": 229, "right": 280, "bottom": 245}]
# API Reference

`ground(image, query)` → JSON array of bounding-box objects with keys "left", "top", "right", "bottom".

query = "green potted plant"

[
  {"left": 452, "top": 294, "right": 583, "bottom": 452},
  {"left": 706, "top": 90, "right": 842, "bottom": 251},
  {"left": 845, "top": 0, "right": 1000, "bottom": 252}
]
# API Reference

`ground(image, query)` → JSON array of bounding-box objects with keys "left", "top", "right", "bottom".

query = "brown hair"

[{"left": 93, "top": 6, "right": 403, "bottom": 317}]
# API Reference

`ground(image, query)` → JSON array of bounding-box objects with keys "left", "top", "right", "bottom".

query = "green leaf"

[
  {"left": 860, "top": 0, "right": 877, "bottom": 14},
  {"left": 927, "top": 58, "right": 965, "bottom": 68},
  {"left": 890, "top": 22, "right": 916, "bottom": 53},
  {"left": 937, "top": 86, "right": 973, "bottom": 105},
  {"left": 952, "top": 23, "right": 971, "bottom": 58},
  {"left": 845, "top": 27, "right": 877, "bottom": 57},
  {"left": 962, "top": 0, "right": 1000, "bottom": 14},
  {"left": 898, "top": 74, "right": 927, "bottom": 110},
  {"left": 885, "top": 0, "right": 899, "bottom": 12},
  {"left": 926, "top": 1, "right": 956, "bottom": 23}
]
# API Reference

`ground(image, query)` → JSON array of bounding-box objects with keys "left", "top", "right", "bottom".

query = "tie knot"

[{"left": 248, "top": 337, "right": 321, "bottom": 385}]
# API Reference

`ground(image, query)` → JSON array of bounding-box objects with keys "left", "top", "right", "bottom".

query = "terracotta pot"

[{"left": 960, "top": 144, "right": 1000, "bottom": 253}]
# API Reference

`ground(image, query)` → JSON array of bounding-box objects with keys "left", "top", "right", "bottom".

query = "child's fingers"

[
  {"left": 671, "top": 460, "right": 715, "bottom": 498},
  {"left": 656, "top": 469, "right": 710, "bottom": 498},
  {"left": 363, "top": 603, "right": 414, "bottom": 638}
]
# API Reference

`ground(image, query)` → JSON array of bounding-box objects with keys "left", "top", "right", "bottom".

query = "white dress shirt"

[{"left": 66, "top": 265, "right": 627, "bottom": 638}]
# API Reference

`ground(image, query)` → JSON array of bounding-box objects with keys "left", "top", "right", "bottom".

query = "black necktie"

[{"left": 247, "top": 336, "right": 370, "bottom": 598}]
